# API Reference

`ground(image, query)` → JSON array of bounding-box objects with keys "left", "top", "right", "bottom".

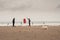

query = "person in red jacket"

[{"left": 23, "top": 18, "right": 26, "bottom": 24}]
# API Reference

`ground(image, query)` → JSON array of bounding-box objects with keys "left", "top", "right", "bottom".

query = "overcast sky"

[
  {"left": 0, "top": 0, "right": 60, "bottom": 10},
  {"left": 0, "top": 0, "right": 60, "bottom": 22}
]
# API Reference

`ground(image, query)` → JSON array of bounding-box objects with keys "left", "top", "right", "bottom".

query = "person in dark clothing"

[
  {"left": 27, "top": 18, "right": 31, "bottom": 26},
  {"left": 12, "top": 18, "right": 15, "bottom": 27}
]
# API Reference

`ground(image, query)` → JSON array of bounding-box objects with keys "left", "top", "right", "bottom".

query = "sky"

[{"left": 0, "top": 0, "right": 60, "bottom": 22}]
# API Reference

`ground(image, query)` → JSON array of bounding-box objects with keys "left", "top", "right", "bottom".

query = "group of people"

[{"left": 12, "top": 18, "right": 31, "bottom": 27}]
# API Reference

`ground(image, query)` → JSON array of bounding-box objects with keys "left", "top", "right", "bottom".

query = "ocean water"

[
  {"left": 0, "top": 21, "right": 60, "bottom": 26},
  {"left": 0, "top": 10, "right": 60, "bottom": 26}
]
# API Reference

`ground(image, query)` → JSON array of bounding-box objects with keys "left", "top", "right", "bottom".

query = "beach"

[{"left": 0, "top": 26, "right": 60, "bottom": 40}]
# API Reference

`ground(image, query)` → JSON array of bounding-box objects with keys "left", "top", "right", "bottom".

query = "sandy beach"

[{"left": 0, "top": 26, "right": 60, "bottom": 40}]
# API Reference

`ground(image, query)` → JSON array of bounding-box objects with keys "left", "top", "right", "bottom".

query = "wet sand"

[{"left": 0, "top": 26, "right": 60, "bottom": 40}]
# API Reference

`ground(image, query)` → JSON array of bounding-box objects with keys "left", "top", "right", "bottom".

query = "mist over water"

[{"left": 0, "top": 10, "right": 60, "bottom": 22}]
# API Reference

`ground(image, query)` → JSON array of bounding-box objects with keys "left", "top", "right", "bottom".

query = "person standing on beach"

[
  {"left": 12, "top": 18, "right": 15, "bottom": 27},
  {"left": 27, "top": 18, "right": 31, "bottom": 26},
  {"left": 23, "top": 18, "right": 26, "bottom": 24}
]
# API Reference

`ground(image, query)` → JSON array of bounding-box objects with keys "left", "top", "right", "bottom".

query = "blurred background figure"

[
  {"left": 27, "top": 17, "right": 31, "bottom": 26},
  {"left": 23, "top": 18, "right": 26, "bottom": 24},
  {"left": 12, "top": 18, "right": 15, "bottom": 27}
]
